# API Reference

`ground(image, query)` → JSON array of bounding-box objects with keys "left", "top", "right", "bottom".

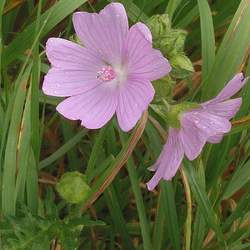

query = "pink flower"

[
  {"left": 147, "top": 73, "right": 248, "bottom": 191},
  {"left": 42, "top": 3, "right": 171, "bottom": 132}
]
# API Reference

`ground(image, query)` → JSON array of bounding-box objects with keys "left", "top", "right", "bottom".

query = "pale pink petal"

[
  {"left": 146, "top": 128, "right": 184, "bottom": 191},
  {"left": 43, "top": 68, "right": 101, "bottom": 97},
  {"left": 133, "top": 22, "right": 152, "bottom": 43},
  {"left": 207, "top": 134, "right": 224, "bottom": 144},
  {"left": 56, "top": 84, "right": 117, "bottom": 129},
  {"left": 116, "top": 77, "right": 155, "bottom": 132},
  {"left": 73, "top": 3, "right": 128, "bottom": 64},
  {"left": 179, "top": 115, "right": 207, "bottom": 160},
  {"left": 201, "top": 98, "right": 242, "bottom": 120},
  {"left": 125, "top": 23, "right": 171, "bottom": 81},
  {"left": 43, "top": 38, "right": 105, "bottom": 96},
  {"left": 45, "top": 38, "right": 103, "bottom": 70},
  {"left": 203, "top": 73, "right": 247, "bottom": 104},
  {"left": 183, "top": 111, "right": 231, "bottom": 139}
]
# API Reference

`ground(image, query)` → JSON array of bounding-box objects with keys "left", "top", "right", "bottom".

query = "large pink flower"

[
  {"left": 147, "top": 73, "right": 248, "bottom": 191},
  {"left": 42, "top": 3, "right": 171, "bottom": 131}
]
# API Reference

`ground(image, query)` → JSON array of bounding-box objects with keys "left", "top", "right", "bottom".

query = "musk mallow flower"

[
  {"left": 147, "top": 73, "right": 248, "bottom": 191},
  {"left": 42, "top": 3, "right": 171, "bottom": 132}
]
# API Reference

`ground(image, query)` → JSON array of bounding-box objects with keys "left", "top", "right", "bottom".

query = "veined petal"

[
  {"left": 146, "top": 128, "right": 184, "bottom": 191},
  {"left": 182, "top": 111, "right": 231, "bottom": 143},
  {"left": 43, "top": 38, "right": 105, "bottom": 97},
  {"left": 126, "top": 23, "right": 171, "bottom": 81},
  {"left": 201, "top": 98, "right": 242, "bottom": 120},
  {"left": 116, "top": 76, "right": 154, "bottom": 132},
  {"left": 43, "top": 68, "right": 101, "bottom": 97},
  {"left": 207, "top": 134, "right": 224, "bottom": 144},
  {"left": 203, "top": 73, "right": 247, "bottom": 104},
  {"left": 46, "top": 38, "right": 103, "bottom": 70},
  {"left": 180, "top": 115, "right": 207, "bottom": 160},
  {"left": 73, "top": 3, "right": 128, "bottom": 64},
  {"left": 56, "top": 84, "right": 117, "bottom": 129}
]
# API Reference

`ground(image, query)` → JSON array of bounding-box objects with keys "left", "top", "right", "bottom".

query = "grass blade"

[
  {"left": 202, "top": 0, "right": 250, "bottom": 100},
  {"left": 197, "top": 0, "right": 215, "bottom": 80}
]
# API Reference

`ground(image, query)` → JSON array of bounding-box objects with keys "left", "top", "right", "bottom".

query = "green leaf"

[
  {"left": 39, "top": 130, "right": 87, "bottom": 170},
  {"left": 2, "top": 66, "right": 31, "bottom": 216},
  {"left": 202, "top": 0, "right": 250, "bottom": 100},
  {"left": 104, "top": 185, "right": 135, "bottom": 250},
  {"left": 161, "top": 181, "right": 181, "bottom": 250},
  {"left": 222, "top": 159, "right": 250, "bottom": 199},
  {"left": 166, "top": 0, "right": 182, "bottom": 21},
  {"left": 120, "top": 132, "right": 152, "bottom": 250},
  {"left": 197, "top": 0, "right": 215, "bottom": 80},
  {"left": 183, "top": 160, "right": 225, "bottom": 245},
  {"left": 3, "top": 0, "right": 88, "bottom": 66}
]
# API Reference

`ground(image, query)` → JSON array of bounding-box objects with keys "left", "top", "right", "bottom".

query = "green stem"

[
  {"left": 181, "top": 167, "right": 192, "bottom": 250},
  {"left": 86, "top": 126, "right": 107, "bottom": 180}
]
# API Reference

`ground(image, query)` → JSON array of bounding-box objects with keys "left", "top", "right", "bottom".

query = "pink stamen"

[{"left": 97, "top": 65, "right": 116, "bottom": 82}]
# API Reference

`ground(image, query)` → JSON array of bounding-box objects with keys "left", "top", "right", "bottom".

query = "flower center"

[{"left": 97, "top": 65, "right": 116, "bottom": 82}]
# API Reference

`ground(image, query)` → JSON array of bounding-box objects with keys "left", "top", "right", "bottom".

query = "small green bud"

[
  {"left": 56, "top": 172, "right": 91, "bottom": 204},
  {"left": 170, "top": 54, "right": 194, "bottom": 79}
]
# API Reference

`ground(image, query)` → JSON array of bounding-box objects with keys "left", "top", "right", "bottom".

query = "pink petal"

[
  {"left": 146, "top": 128, "right": 184, "bottom": 191},
  {"left": 179, "top": 115, "right": 207, "bottom": 160},
  {"left": 45, "top": 38, "right": 103, "bottom": 70},
  {"left": 73, "top": 3, "right": 128, "bottom": 64},
  {"left": 182, "top": 111, "right": 231, "bottom": 144},
  {"left": 201, "top": 98, "right": 242, "bottom": 120},
  {"left": 56, "top": 84, "right": 117, "bottom": 129},
  {"left": 132, "top": 22, "right": 152, "bottom": 43},
  {"left": 207, "top": 134, "right": 224, "bottom": 143},
  {"left": 125, "top": 23, "right": 171, "bottom": 81},
  {"left": 43, "top": 38, "right": 105, "bottom": 97},
  {"left": 43, "top": 68, "right": 101, "bottom": 97},
  {"left": 203, "top": 73, "right": 247, "bottom": 104},
  {"left": 116, "top": 77, "right": 155, "bottom": 132}
]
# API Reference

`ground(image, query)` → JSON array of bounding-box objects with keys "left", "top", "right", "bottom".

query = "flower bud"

[
  {"left": 147, "top": 14, "right": 171, "bottom": 40},
  {"left": 170, "top": 54, "right": 194, "bottom": 79},
  {"left": 56, "top": 172, "right": 91, "bottom": 204},
  {"left": 147, "top": 15, "right": 187, "bottom": 57}
]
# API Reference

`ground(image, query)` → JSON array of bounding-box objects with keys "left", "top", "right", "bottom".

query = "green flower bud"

[
  {"left": 147, "top": 14, "right": 194, "bottom": 80},
  {"left": 147, "top": 14, "right": 171, "bottom": 40},
  {"left": 147, "top": 14, "right": 187, "bottom": 57},
  {"left": 56, "top": 172, "right": 91, "bottom": 204},
  {"left": 170, "top": 54, "right": 194, "bottom": 79},
  {"left": 169, "top": 29, "right": 187, "bottom": 54}
]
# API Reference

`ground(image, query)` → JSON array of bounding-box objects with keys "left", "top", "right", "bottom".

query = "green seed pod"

[{"left": 56, "top": 172, "right": 91, "bottom": 204}]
